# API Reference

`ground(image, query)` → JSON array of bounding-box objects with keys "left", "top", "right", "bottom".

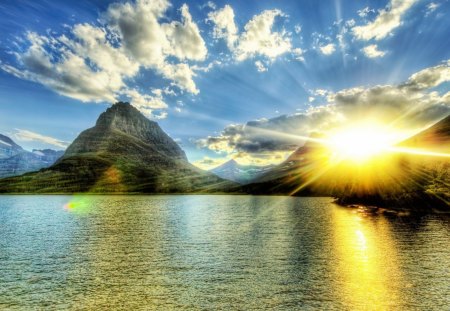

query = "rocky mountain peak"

[
  {"left": 96, "top": 102, "right": 156, "bottom": 130},
  {"left": 0, "top": 134, "right": 23, "bottom": 159},
  {"left": 64, "top": 102, "right": 187, "bottom": 160}
]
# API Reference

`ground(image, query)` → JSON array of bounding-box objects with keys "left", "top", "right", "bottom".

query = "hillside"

[{"left": 0, "top": 102, "right": 237, "bottom": 193}]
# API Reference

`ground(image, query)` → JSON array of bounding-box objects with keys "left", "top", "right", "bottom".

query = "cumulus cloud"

[
  {"left": 362, "top": 44, "right": 386, "bottom": 58},
  {"left": 197, "top": 61, "right": 450, "bottom": 164},
  {"left": 319, "top": 43, "right": 336, "bottom": 55},
  {"left": 13, "top": 129, "right": 70, "bottom": 149},
  {"left": 122, "top": 88, "right": 168, "bottom": 119},
  {"left": 208, "top": 6, "right": 294, "bottom": 62},
  {"left": 255, "top": 60, "right": 268, "bottom": 72},
  {"left": 352, "top": 0, "right": 418, "bottom": 41},
  {"left": 1, "top": 0, "right": 208, "bottom": 117},
  {"left": 1, "top": 32, "right": 122, "bottom": 103},
  {"left": 402, "top": 60, "right": 450, "bottom": 90},
  {"left": 207, "top": 4, "right": 238, "bottom": 50},
  {"left": 234, "top": 9, "right": 291, "bottom": 61}
]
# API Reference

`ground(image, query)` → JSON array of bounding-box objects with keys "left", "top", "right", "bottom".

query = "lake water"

[{"left": 0, "top": 195, "right": 449, "bottom": 310}]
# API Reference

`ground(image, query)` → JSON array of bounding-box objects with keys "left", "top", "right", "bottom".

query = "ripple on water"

[{"left": 0, "top": 195, "right": 449, "bottom": 310}]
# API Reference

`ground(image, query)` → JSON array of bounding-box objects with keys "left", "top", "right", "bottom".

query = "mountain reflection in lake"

[{"left": 0, "top": 195, "right": 449, "bottom": 310}]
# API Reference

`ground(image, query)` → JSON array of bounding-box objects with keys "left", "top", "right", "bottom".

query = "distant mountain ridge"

[
  {"left": 0, "top": 102, "right": 237, "bottom": 193},
  {"left": 0, "top": 134, "right": 23, "bottom": 159},
  {"left": 0, "top": 135, "right": 63, "bottom": 178},
  {"left": 210, "top": 159, "right": 274, "bottom": 184}
]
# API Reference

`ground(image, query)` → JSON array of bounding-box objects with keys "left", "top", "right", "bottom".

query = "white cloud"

[
  {"left": 294, "top": 24, "right": 302, "bottom": 34},
  {"left": 208, "top": 6, "right": 294, "bottom": 62},
  {"left": 313, "top": 89, "right": 330, "bottom": 97},
  {"left": 200, "top": 1, "right": 216, "bottom": 11},
  {"left": 255, "top": 60, "right": 268, "bottom": 72},
  {"left": 235, "top": 9, "right": 291, "bottom": 61},
  {"left": 13, "top": 129, "right": 70, "bottom": 149},
  {"left": 319, "top": 43, "right": 336, "bottom": 55},
  {"left": 162, "top": 4, "right": 208, "bottom": 62},
  {"left": 362, "top": 44, "right": 386, "bottom": 58},
  {"left": 357, "top": 7, "right": 375, "bottom": 18},
  {"left": 352, "top": 0, "right": 418, "bottom": 41},
  {"left": 122, "top": 88, "right": 168, "bottom": 119},
  {"left": 292, "top": 48, "right": 305, "bottom": 62},
  {"left": 1, "top": 32, "right": 122, "bottom": 103},
  {"left": 105, "top": 0, "right": 207, "bottom": 93},
  {"left": 207, "top": 4, "right": 238, "bottom": 49},
  {"left": 1, "top": 0, "right": 209, "bottom": 118},
  {"left": 426, "top": 2, "right": 440, "bottom": 16},
  {"left": 197, "top": 61, "right": 450, "bottom": 163},
  {"left": 403, "top": 60, "right": 450, "bottom": 90}
]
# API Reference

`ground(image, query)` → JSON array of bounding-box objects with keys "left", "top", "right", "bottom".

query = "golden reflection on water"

[{"left": 331, "top": 207, "right": 404, "bottom": 310}]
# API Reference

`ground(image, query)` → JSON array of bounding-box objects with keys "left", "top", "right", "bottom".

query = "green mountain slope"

[{"left": 0, "top": 102, "right": 237, "bottom": 193}]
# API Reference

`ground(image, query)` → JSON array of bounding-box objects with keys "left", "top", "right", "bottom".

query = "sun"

[{"left": 326, "top": 123, "right": 400, "bottom": 162}]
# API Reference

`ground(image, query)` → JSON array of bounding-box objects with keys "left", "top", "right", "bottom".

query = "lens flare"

[
  {"left": 326, "top": 123, "right": 403, "bottom": 162},
  {"left": 63, "top": 196, "right": 91, "bottom": 213}
]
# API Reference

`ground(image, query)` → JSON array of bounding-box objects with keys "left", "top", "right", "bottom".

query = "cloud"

[
  {"left": 207, "top": 4, "right": 238, "bottom": 50},
  {"left": 121, "top": 88, "right": 168, "bottom": 119},
  {"left": 357, "top": 7, "right": 375, "bottom": 18},
  {"left": 402, "top": 60, "right": 450, "bottom": 90},
  {"left": 319, "top": 43, "right": 336, "bottom": 55},
  {"left": 294, "top": 24, "right": 302, "bottom": 34},
  {"left": 13, "top": 129, "right": 70, "bottom": 149},
  {"left": 1, "top": 0, "right": 208, "bottom": 117},
  {"left": 255, "top": 60, "right": 268, "bottom": 72},
  {"left": 234, "top": 9, "right": 292, "bottom": 61},
  {"left": 162, "top": 4, "right": 208, "bottom": 62},
  {"left": 200, "top": 1, "right": 216, "bottom": 11},
  {"left": 1, "top": 32, "right": 122, "bottom": 103},
  {"left": 292, "top": 48, "right": 305, "bottom": 62},
  {"left": 352, "top": 0, "right": 418, "bottom": 41},
  {"left": 208, "top": 6, "right": 294, "bottom": 62},
  {"left": 426, "top": 2, "right": 440, "bottom": 16},
  {"left": 105, "top": 0, "right": 206, "bottom": 93},
  {"left": 192, "top": 156, "right": 227, "bottom": 170},
  {"left": 362, "top": 44, "right": 386, "bottom": 58},
  {"left": 197, "top": 61, "right": 450, "bottom": 164}
]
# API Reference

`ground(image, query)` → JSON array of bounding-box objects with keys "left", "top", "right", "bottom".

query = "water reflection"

[
  {"left": 331, "top": 207, "right": 404, "bottom": 310},
  {"left": 0, "top": 196, "right": 449, "bottom": 310}
]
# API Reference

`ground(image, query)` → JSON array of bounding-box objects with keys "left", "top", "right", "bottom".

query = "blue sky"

[{"left": 0, "top": 0, "right": 449, "bottom": 167}]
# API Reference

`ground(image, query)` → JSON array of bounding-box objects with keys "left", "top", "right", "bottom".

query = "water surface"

[{"left": 0, "top": 195, "right": 449, "bottom": 310}]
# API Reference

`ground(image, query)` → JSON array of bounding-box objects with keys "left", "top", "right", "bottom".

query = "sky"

[{"left": 0, "top": 0, "right": 449, "bottom": 168}]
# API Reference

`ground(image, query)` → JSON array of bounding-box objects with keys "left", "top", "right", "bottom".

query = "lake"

[{"left": 0, "top": 195, "right": 449, "bottom": 310}]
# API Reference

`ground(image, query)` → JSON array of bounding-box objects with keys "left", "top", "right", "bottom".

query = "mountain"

[
  {"left": 399, "top": 115, "right": 450, "bottom": 150},
  {"left": 336, "top": 115, "right": 450, "bottom": 211},
  {"left": 246, "top": 118, "right": 450, "bottom": 211},
  {"left": 0, "top": 102, "right": 237, "bottom": 193},
  {"left": 244, "top": 134, "right": 329, "bottom": 195},
  {"left": 0, "top": 135, "right": 63, "bottom": 178},
  {"left": 0, "top": 134, "right": 23, "bottom": 159},
  {"left": 210, "top": 159, "right": 274, "bottom": 184}
]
